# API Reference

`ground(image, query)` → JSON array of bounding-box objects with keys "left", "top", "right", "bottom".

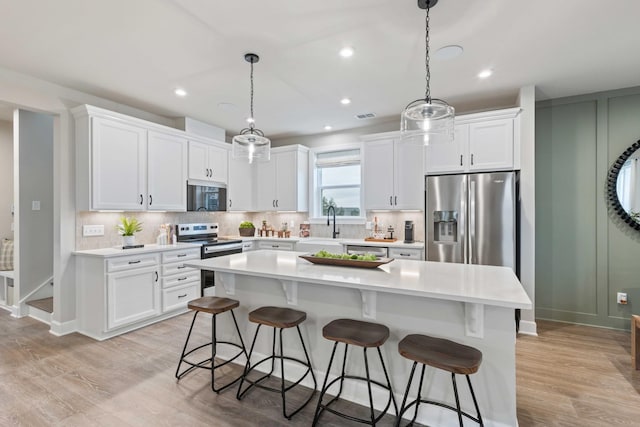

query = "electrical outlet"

[
  {"left": 617, "top": 292, "right": 628, "bottom": 305},
  {"left": 83, "top": 225, "right": 104, "bottom": 237}
]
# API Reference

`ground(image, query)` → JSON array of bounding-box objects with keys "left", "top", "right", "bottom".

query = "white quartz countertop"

[
  {"left": 73, "top": 243, "right": 201, "bottom": 258},
  {"left": 224, "top": 236, "right": 425, "bottom": 249},
  {"left": 185, "top": 250, "right": 531, "bottom": 309}
]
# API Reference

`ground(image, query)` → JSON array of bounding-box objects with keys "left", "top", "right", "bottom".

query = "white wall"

[
  {"left": 15, "top": 110, "right": 54, "bottom": 302},
  {"left": 0, "top": 120, "right": 12, "bottom": 239}
]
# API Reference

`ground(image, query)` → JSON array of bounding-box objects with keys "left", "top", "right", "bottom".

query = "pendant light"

[
  {"left": 232, "top": 53, "right": 270, "bottom": 163},
  {"left": 400, "top": 0, "right": 454, "bottom": 144}
]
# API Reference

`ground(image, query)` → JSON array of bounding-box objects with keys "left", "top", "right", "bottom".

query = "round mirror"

[{"left": 608, "top": 140, "right": 640, "bottom": 230}]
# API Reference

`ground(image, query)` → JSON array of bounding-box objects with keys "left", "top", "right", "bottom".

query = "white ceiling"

[{"left": 0, "top": 0, "right": 638, "bottom": 138}]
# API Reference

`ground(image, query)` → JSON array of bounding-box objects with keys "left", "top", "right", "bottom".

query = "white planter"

[{"left": 122, "top": 235, "right": 136, "bottom": 247}]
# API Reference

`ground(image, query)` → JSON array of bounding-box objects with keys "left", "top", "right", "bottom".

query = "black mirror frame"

[{"left": 607, "top": 139, "right": 640, "bottom": 231}]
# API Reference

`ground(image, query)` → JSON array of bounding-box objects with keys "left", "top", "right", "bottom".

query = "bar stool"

[
  {"left": 175, "top": 296, "right": 248, "bottom": 393},
  {"left": 312, "top": 318, "right": 397, "bottom": 426},
  {"left": 395, "top": 334, "right": 483, "bottom": 427},
  {"left": 236, "top": 306, "right": 317, "bottom": 420}
]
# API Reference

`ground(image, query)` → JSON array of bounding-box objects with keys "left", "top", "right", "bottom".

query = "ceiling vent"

[{"left": 355, "top": 113, "right": 376, "bottom": 120}]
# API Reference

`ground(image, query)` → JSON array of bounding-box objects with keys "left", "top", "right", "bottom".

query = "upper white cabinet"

[
  {"left": 188, "top": 140, "right": 228, "bottom": 184},
  {"left": 73, "top": 105, "right": 188, "bottom": 211},
  {"left": 363, "top": 136, "right": 424, "bottom": 210},
  {"left": 256, "top": 145, "right": 309, "bottom": 211},
  {"left": 228, "top": 156, "right": 255, "bottom": 211},
  {"left": 424, "top": 108, "right": 521, "bottom": 175}
]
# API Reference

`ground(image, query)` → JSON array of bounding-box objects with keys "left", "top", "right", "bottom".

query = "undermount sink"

[{"left": 296, "top": 239, "right": 343, "bottom": 254}]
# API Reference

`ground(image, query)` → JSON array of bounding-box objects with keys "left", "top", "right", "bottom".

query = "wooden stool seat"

[
  {"left": 322, "top": 318, "right": 390, "bottom": 348},
  {"left": 398, "top": 334, "right": 482, "bottom": 375},
  {"left": 187, "top": 296, "right": 239, "bottom": 314},
  {"left": 248, "top": 306, "right": 306, "bottom": 328}
]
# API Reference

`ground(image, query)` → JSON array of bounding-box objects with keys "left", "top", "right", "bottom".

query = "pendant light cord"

[
  {"left": 425, "top": 4, "right": 431, "bottom": 102},
  {"left": 249, "top": 58, "right": 255, "bottom": 131}
]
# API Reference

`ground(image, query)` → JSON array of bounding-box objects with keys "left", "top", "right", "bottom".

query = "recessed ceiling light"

[
  {"left": 340, "top": 98, "right": 351, "bottom": 105},
  {"left": 339, "top": 47, "right": 354, "bottom": 58},
  {"left": 478, "top": 69, "right": 493, "bottom": 79},
  {"left": 433, "top": 45, "right": 464, "bottom": 61},
  {"left": 174, "top": 88, "right": 187, "bottom": 97},
  {"left": 324, "top": 125, "right": 332, "bottom": 131}
]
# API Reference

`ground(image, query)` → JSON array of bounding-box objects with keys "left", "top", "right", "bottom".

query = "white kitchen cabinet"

[
  {"left": 228, "top": 156, "right": 255, "bottom": 211},
  {"left": 256, "top": 145, "right": 309, "bottom": 211},
  {"left": 107, "top": 263, "right": 160, "bottom": 330},
  {"left": 73, "top": 105, "right": 188, "bottom": 211},
  {"left": 363, "top": 137, "right": 424, "bottom": 210},
  {"left": 241, "top": 240, "right": 255, "bottom": 252},
  {"left": 160, "top": 248, "right": 200, "bottom": 313},
  {"left": 257, "top": 240, "right": 295, "bottom": 251},
  {"left": 424, "top": 108, "right": 520, "bottom": 175},
  {"left": 188, "top": 140, "right": 229, "bottom": 184},
  {"left": 388, "top": 247, "right": 424, "bottom": 261},
  {"left": 147, "top": 131, "right": 188, "bottom": 211},
  {"left": 90, "top": 117, "right": 147, "bottom": 211}
]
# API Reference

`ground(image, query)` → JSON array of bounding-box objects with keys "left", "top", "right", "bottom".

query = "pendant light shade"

[
  {"left": 401, "top": 0, "right": 454, "bottom": 144},
  {"left": 232, "top": 53, "right": 270, "bottom": 163}
]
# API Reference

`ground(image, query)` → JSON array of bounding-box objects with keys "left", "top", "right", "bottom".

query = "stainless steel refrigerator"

[{"left": 425, "top": 171, "right": 518, "bottom": 272}]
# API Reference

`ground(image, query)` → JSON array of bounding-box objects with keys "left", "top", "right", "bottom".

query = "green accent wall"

[{"left": 536, "top": 87, "right": 640, "bottom": 330}]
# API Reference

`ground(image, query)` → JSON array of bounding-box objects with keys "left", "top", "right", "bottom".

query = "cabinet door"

[
  {"left": 228, "top": 156, "right": 254, "bottom": 211},
  {"left": 106, "top": 266, "right": 160, "bottom": 330},
  {"left": 208, "top": 144, "right": 229, "bottom": 184},
  {"left": 147, "top": 132, "right": 187, "bottom": 211},
  {"left": 92, "top": 117, "right": 146, "bottom": 210},
  {"left": 188, "top": 141, "right": 210, "bottom": 181},
  {"left": 274, "top": 150, "right": 297, "bottom": 210},
  {"left": 394, "top": 140, "right": 424, "bottom": 210},
  {"left": 468, "top": 119, "right": 514, "bottom": 171},
  {"left": 424, "top": 124, "right": 468, "bottom": 175},
  {"left": 364, "top": 140, "right": 395, "bottom": 210},
  {"left": 256, "top": 158, "right": 277, "bottom": 211}
]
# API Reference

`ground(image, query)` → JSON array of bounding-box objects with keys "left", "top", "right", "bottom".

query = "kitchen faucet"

[{"left": 327, "top": 205, "right": 340, "bottom": 238}]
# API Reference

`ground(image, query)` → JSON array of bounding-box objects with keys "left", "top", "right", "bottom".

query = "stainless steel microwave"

[{"left": 186, "top": 183, "right": 227, "bottom": 212}]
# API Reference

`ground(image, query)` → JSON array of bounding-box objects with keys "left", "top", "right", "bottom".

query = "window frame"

[{"left": 308, "top": 143, "right": 365, "bottom": 225}]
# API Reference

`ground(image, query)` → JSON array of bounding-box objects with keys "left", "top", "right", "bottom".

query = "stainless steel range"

[{"left": 175, "top": 223, "right": 243, "bottom": 295}]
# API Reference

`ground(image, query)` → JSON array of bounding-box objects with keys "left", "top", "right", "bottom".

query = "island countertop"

[{"left": 185, "top": 249, "right": 531, "bottom": 310}]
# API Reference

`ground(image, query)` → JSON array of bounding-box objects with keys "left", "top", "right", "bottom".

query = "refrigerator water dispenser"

[{"left": 433, "top": 211, "right": 458, "bottom": 243}]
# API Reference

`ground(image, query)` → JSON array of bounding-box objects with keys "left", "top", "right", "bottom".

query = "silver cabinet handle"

[{"left": 128, "top": 260, "right": 141, "bottom": 264}]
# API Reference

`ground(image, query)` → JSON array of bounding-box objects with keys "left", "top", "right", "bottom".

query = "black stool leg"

[
  {"left": 452, "top": 373, "right": 463, "bottom": 426},
  {"left": 279, "top": 327, "right": 288, "bottom": 419},
  {"left": 175, "top": 311, "right": 201, "bottom": 379},
  {"left": 466, "top": 375, "right": 484, "bottom": 426},
  {"left": 312, "top": 341, "right": 339, "bottom": 427},
  {"left": 237, "top": 323, "right": 262, "bottom": 400},
  {"left": 377, "top": 346, "right": 399, "bottom": 417},
  {"left": 363, "top": 347, "right": 376, "bottom": 425},
  {"left": 395, "top": 361, "right": 416, "bottom": 427}
]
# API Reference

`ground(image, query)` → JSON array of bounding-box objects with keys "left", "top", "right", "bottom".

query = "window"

[{"left": 311, "top": 146, "right": 363, "bottom": 221}]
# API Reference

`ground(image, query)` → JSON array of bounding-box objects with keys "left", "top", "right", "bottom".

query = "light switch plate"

[{"left": 83, "top": 225, "right": 105, "bottom": 237}]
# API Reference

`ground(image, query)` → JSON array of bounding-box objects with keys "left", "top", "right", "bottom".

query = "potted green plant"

[
  {"left": 238, "top": 221, "right": 256, "bottom": 237},
  {"left": 117, "top": 216, "right": 143, "bottom": 246}
]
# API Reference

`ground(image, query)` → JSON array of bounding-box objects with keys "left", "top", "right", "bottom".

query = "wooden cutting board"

[{"left": 364, "top": 237, "right": 397, "bottom": 243}]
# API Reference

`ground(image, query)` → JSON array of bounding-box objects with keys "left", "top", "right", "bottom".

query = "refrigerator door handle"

[
  {"left": 469, "top": 179, "right": 476, "bottom": 264},
  {"left": 461, "top": 178, "right": 468, "bottom": 264}
]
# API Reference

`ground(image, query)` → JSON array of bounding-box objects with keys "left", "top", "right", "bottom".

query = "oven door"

[{"left": 201, "top": 243, "right": 243, "bottom": 294}]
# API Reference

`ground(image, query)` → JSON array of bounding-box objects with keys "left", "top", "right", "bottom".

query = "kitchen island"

[{"left": 186, "top": 250, "right": 531, "bottom": 427}]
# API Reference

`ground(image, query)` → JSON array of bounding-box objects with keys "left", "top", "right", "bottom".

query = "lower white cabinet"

[
  {"left": 242, "top": 240, "right": 256, "bottom": 251},
  {"left": 76, "top": 246, "right": 201, "bottom": 340},
  {"left": 107, "top": 265, "right": 160, "bottom": 330},
  {"left": 257, "top": 241, "right": 295, "bottom": 251},
  {"left": 388, "top": 247, "right": 424, "bottom": 261}
]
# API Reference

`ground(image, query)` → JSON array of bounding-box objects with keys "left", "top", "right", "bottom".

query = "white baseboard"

[
  {"left": 518, "top": 320, "right": 538, "bottom": 336},
  {"left": 50, "top": 319, "right": 78, "bottom": 336},
  {"left": 28, "top": 306, "right": 52, "bottom": 325}
]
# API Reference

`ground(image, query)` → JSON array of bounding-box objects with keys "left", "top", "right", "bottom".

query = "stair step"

[{"left": 26, "top": 297, "right": 53, "bottom": 313}]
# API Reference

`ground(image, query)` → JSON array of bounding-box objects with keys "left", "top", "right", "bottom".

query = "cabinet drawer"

[
  {"left": 162, "top": 249, "right": 200, "bottom": 264},
  {"left": 388, "top": 248, "right": 423, "bottom": 260},
  {"left": 162, "top": 271, "right": 200, "bottom": 289},
  {"left": 162, "top": 282, "right": 200, "bottom": 312},
  {"left": 162, "top": 262, "right": 197, "bottom": 276},
  {"left": 107, "top": 253, "right": 159, "bottom": 273},
  {"left": 242, "top": 241, "right": 255, "bottom": 251},
  {"left": 258, "top": 241, "right": 294, "bottom": 251}
]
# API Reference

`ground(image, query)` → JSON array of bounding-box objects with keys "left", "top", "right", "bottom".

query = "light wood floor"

[{"left": 1, "top": 311, "right": 638, "bottom": 426}]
